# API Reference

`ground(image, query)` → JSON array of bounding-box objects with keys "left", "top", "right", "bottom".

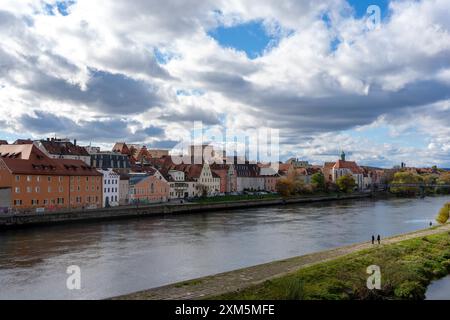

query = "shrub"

[{"left": 436, "top": 203, "right": 450, "bottom": 224}]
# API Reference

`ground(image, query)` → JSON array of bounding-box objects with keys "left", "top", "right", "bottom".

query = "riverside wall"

[{"left": 0, "top": 193, "right": 371, "bottom": 229}]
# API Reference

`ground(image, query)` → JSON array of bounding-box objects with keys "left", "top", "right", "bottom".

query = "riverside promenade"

[
  {"left": 0, "top": 193, "right": 371, "bottom": 228},
  {"left": 112, "top": 223, "right": 450, "bottom": 300}
]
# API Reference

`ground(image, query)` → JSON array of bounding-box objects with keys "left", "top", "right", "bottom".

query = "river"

[{"left": 0, "top": 195, "right": 449, "bottom": 300}]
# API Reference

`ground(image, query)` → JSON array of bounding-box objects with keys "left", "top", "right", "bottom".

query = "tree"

[
  {"left": 437, "top": 173, "right": 450, "bottom": 194},
  {"left": 311, "top": 172, "right": 326, "bottom": 192},
  {"left": 276, "top": 178, "right": 294, "bottom": 197},
  {"left": 436, "top": 202, "right": 450, "bottom": 224},
  {"left": 336, "top": 174, "right": 356, "bottom": 193},
  {"left": 390, "top": 172, "right": 423, "bottom": 196}
]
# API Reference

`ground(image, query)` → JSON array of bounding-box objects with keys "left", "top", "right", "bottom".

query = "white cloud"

[{"left": 0, "top": 0, "right": 450, "bottom": 166}]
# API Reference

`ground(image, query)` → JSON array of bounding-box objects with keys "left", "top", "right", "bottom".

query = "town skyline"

[{"left": 1, "top": 0, "right": 450, "bottom": 168}]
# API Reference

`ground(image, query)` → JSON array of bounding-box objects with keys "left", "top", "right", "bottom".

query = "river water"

[{"left": 0, "top": 196, "right": 449, "bottom": 300}]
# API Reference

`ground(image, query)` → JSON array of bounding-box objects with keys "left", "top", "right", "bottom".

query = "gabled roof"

[
  {"left": 333, "top": 160, "right": 364, "bottom": 174},
  {"left": 38, "top": 140, "right": 89, "bottom": 157},
  {"left": 0, "top": 145, "right": 101, "bottom": 176}
]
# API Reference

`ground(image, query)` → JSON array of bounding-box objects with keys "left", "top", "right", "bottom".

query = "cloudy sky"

[{"left": 0, "top": 0, "right": 450, "bottom": 167}]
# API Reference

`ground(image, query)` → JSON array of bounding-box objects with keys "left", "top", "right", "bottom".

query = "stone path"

[{"left": 112, "top": 223, "right": 450, "bottom": 300}]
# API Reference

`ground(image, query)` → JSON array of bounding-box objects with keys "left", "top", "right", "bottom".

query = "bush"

[{"left": 436, "top": 203, "right": 450, "bottom": 224}]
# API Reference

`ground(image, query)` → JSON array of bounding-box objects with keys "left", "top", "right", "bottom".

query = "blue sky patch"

[
  {"left": 347, "top": 0, "right": 390, "bottom": 19},
  {"left": 44, "top": 1, "right": 75, "bottom": 16},
  {"left": 208, "top": 20, "right": 275, "bottom": 59}
]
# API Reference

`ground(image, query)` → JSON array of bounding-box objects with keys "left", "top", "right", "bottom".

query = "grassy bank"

[{"left": 216, "top": 231, "right": 450, "bottom": 300}]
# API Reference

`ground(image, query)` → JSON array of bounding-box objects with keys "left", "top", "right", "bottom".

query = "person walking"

[
  {"left": 371, "top": 235, "right": 375, "bottom": 245},
  {"left": 377, "top": 234, "right": 381, "bottom": 245}
]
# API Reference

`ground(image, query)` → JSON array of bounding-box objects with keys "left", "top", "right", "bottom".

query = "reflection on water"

[
  {"left": 426, "top": 276, "right": 450, "bottom": 300},
  {"left": 0, "top": 196, "right": 449, "bottom": 299}
]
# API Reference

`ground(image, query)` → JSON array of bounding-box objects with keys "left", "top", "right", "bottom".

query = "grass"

[{"left": 215, "top": 232, "right": 450, "bottom": 300}]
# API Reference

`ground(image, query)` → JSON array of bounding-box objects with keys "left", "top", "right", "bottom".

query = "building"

[
  {"left": 235, "top": 163, "right": 265, "bottom": 192},
  {"left": 166, "top": 170, "right": 197, "bottom": 199},
  {"left": 326, "top": 151, "right": 364, "bottom": 190},
  {"left": 0, "top": 140, "right": 8, "bottom": 145},
  {"left": 286, "top": 158, "right": 311, "bottom": 168},
  {"left": 118, "top": 173, "right": 130, "bottom": 205},
  {"left": 211, "top": 163, "right": 237, "bottom": 193},
  {"left": 129, "top": 169, "right": 169, "bottom": 204},
  {"left": 99, "top": 169, "right": 120, "bottom": 207},
  {"left": 88, "top": 149, "right": 131, "bottom": 173},
  {"left": 0, "top": 144, "right": 102, "bottom": 211},
  {"left": 34, "top": 138, "right": 91, "bottom": 165}
]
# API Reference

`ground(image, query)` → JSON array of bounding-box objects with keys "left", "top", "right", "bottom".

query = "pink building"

[{"left": 129, "top": 169, "right": 169, "bottom": 204}]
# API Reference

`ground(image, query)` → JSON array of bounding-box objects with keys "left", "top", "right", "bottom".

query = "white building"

[
  {"left": 330, "top": 152, "right": 364, "bottom": 190},
  {"left": 196, "top": 163, "right": 220, "bottom": 196},
  {"left": 99, "top": 169, "right": 120, "bottom": 207},
  {"left": 167, "top": 170, "right": 198, "bottom": 199},
  {"left": 235, "top": 164, "right": 265, "bottom": 192}
]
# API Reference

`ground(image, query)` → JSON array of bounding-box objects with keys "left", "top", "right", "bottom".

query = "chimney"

[{"left": 74, "top": 139, "right": 77, "bottom": 146}]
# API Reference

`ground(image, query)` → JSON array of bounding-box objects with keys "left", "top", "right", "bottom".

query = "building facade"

[
  {"left": 99, "top": 169, "right": 120, "bottom": 207},
  {"left": 129, "top": 169, "right": 169, "bottom": 204},
  {"left": 0, "top": 144, "right": 102, "bottom": 211}
]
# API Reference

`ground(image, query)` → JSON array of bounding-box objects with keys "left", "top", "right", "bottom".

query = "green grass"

[{"left": 215, "top": 232, "right": 450, "bottom": 300}]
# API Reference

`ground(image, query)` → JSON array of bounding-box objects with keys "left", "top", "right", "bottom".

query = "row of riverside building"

[{"left": 0, "top": 138, "right": 385, "bottom": 212}]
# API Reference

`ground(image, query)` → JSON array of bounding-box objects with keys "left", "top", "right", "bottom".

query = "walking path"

[{"left": 112, "top": 223, "right": 450, "bottom": 300}]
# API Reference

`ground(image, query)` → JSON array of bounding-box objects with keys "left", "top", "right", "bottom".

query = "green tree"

[
  {"left": 437, "top": 172, "right": 450, "bottom": 194},
  {"left": 336, "top": 174, "right": 356, "bottom": 193},
  {"left": 311, "top": 172, "right": 326, "bottom": 192},
  {"left": 436, "top": 202, "right": 450, "bottom": 224},
  {"left": 390, "top": 172, "right": 423, "bottom": 196}
]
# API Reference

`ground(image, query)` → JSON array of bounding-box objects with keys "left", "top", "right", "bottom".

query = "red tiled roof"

[
  {"left": 0, "top": 145, "right": 100, "bottom": 176},
  {"left": 333, "top": 160, "right": 363, "bottom": 174},
  {"left": 39, "top": 140, "right": 89, "bottom": 157}
]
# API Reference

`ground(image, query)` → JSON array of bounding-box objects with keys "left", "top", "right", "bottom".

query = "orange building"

[{"left": 0, "top": 144, "right": 102, "bottom": 211}]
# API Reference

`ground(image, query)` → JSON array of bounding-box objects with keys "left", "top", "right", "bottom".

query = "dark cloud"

[
  {"left": 24, "top": 70, "right": 162, "bottom": 114},
  {"left": 20, "top": 111, "right": 166, "bottom": 143}
]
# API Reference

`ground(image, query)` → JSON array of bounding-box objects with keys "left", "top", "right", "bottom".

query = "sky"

[{"left": 0, "top": 0, "right": 450, "bottom": 168}]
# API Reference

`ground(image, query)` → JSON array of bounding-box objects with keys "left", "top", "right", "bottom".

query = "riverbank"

[
  {"left": 112, "top": 223, "right": 450, "bottom": 300},
  {"left": 0, "top": 192, "right": 371, "bottom": 229}
]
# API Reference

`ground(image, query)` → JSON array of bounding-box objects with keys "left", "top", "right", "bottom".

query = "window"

[
  {"left": 27, "top": 176, "right": 32, "bottom": 182},
  {"left": 15, "top": 187, "right": 20, "bottom": 193},
  {"left": 59, "top": 186, "right": 63, "bottom": 193},
  {"left": 31, "top": 199, "right": 39, "bottom": 205},
  {"left": 13, "top": 199, "right": 22, "bottom": 206},
  {"left": 44, "top": 199, "right": 48, "bottom": 205},
  {"left": 35, "top": 187, "right": 40, "bottom": 193},
  {"left": 58, "top": 176, "right": 63, "bottom": 182},
  {"left": 48, "top": 187, "right": 52, "bottom": 193},
  {"left": 48, "top": 176, "right": 52, "bottom": 182},
  {"left": 26, "top": 186, "right": 32, "bottom": 193},
  {"left": 36, "top": 176, "right": 41, "bottom": 182},
  {"left": 15, "top": 175, "right": 20, "bottom": 182}
]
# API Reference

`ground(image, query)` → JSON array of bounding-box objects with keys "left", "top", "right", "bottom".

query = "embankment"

[
  {"left": 112, "top": 223, "right": 450, "bottom": 300},
  {"left": 0, "top": 193, "right": 371, "bottom": 229}
]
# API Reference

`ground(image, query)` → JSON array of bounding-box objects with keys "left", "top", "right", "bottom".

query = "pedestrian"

[
  {"left": 371, "top": 235, "right": 375, "bottom": 245},
  {"left": 430, "top": 221, "right": 433, "bottom": 227},
  {"left": 377, "top": 234, "right": 381, "bottom": 245}
]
